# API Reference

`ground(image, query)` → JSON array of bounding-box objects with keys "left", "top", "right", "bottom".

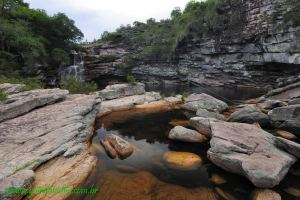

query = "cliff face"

[{"left": 84, "top": 0, "right": 300, "bottom": 88}]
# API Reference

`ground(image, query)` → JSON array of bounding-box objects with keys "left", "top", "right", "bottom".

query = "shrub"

[
  {"left": 60, "top": 76, "right": 97, "bottom": 94},
  {"left": 0, "top": 91, "right": 7, "bottom": 101},
  {"left": 0, "top": 76, "right": 43, "bottom": 91},
  {"left": 126, "top": 75, "right": 138, "bottom": 85}
]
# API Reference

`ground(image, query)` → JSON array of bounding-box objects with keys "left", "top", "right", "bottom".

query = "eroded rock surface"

[{"left": 0, "top": 83, "right": 25, "bottom": 95}]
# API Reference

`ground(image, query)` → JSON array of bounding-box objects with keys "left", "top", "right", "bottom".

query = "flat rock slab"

[
  {"left": 0, "top": 94, "right": 100, "bottom": 182},
  {"left": 0, "top": 83, "right": 25, "bottom": 95},
  {"left": 207, "top": 121, "right": 296, "bottom": 188},
  {"left": 98, "top": 83, "right": 145, "bottom": 100},
  {"left": 0, "top": 89, "right": 69, "bottom": 122},
  {"left": 182, "top": 93, "right": 228, "bottom": 113}
]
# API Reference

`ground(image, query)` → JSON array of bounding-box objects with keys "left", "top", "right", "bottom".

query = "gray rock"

[
  {"left": 289, "top": 98, "right": 300, "bottom": 105},
  {"left": 228, "top": 105, "right": 269, "bottom": 127},
  {"left": 189, "top": 117, "right": 215, "bottom": 137},
  {"left": 264, "top": 100, "right": 287, "bottom": 110},
  {"left": 208, "top": 121, "right": 296, "bottom": 188},
  {"left": 168, "top": 126, "right": 207, "bottom": 143},
  {"left": 275, "top": 137, "right": 300, "bottom": 159},
  {"left": 98, "top": 83, "right": 145, "bottom": 100},
  {"left": 196, "top": 108, "right": 225, "bottom": 120},
  {"left": 0, "top": 89, "right": 69, "bottom": 122},
  {"left": 63, "top": 144, "right": 85, "bottom": 157},
  {"left": 0, "top": 83, "right": 25, "bottom": 95},
  {"left": 182, "top": 93, "right": 228, "bottom": 113}
]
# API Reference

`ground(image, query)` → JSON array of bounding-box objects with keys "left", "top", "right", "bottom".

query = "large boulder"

[
  {"left": 207, "top": 121, "right": 296, "bottom": 188},
  {"left": 168, "top": 126, "right": 207, "bottom": 143},
  {"left": 163, "top": 151, "right": 202, "bottom": 170},
  {"left": 228, "top": 105, "right": 269, "bottom": 127},
  {"left": 0, "top": 89, "right": 69, "bottom": 122},
  {"left": 0, "top": 83, "right": 25, "bottom": 95},
  {"left": 182, "top": 93, "right": 228, "bottom": 113},
  {"left": 268, "top": 105, "right": 300, "bottom": 135},
  {"left": 98, "top": 83, "right": 145, "bottom": 100},
  {"left": 196, "top": 108, "right": 225, "bottom": 120}
]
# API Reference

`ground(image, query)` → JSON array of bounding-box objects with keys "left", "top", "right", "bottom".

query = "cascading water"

[{"left": 60, "top": 50, "right": 85, "bottom": 82}]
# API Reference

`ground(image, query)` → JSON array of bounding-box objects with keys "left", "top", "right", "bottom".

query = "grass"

[
  {"left": 0, "top": 90, "right": 7, "bottom": 101},
  {"left": 126, "top": 74, "right": 138, "bottom": 85},
  {"left": 61, "top": 76, "right": 97, "bottom": 94}
]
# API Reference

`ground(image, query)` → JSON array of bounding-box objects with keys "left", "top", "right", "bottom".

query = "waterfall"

[{"left": 61, "top": 51, "right": 85, "bottom": 82}]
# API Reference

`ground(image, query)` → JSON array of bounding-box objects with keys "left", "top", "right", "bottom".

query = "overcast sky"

[{"left": 24, "top": 0, "right": 190, "bottom": 41}]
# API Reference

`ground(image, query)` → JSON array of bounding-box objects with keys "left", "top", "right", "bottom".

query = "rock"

[
  {"left": 274, "top": 130, "right": 297, "bottom": 140},
  {"left": 168, "top": 126, "right": 207, "bottom": 143},
  {"left": 207, "top": 121, "right": 296, "bottom": 188},
  {"left": 0, "top": 94, "right": 100, "bottom": 181},
  {"left": 106, "top": 134, "right": 134, "bottom": 158},
  {"left": 0, "top": 83, "right": 25, "bottom": 95},
  {"left": 0, "top": 170, "right": 35, "bottom": 200},
  {"left": 209, "top": 174, "right": 227, "bottom": 185},
  {"left": 268, "top": 105, "right": 300, "bottom": 134},
  {"left": 163, "top": 151, "right": 202, "bottom": 170},
  {"left": 101, "top": 139, "right": 118, "bottom": 159},
  {"left": 228, "top": 105, "right": 269, "bottom": 127},
  {"left": 98, "top": 83, "right": 145, "bottom": 100},
  {"left": 215, "top": 187, "right": 237, "bottom": 200},
  {"left": 289, "top": 98, "right": 300, "bottom": 105},
  {"left": 275, "top": 137, "right": 300, "bottom": 159},
  {"left": 168, "top": 119, "right": 190, "bottom": 127},
  {"left": 196, "top": 108, "right": 225, "bottom": 120},
  {"left": 63, "top": 144, "right": 85, "bottom": 157},
  {"left": 284, "top": 188, "right": 300, "bottom": 198},
  {"left": 0, "top": 89, "right": 69, "bottom": 122},
  {"left": 164, "top": 96, "right": 182, "bottom": 104},
  {"left": 182, "top": 93, "right": 228, "bottom": 113},
  {"left": 264, "top": 100, "right": 287, "bottom": 110},
  {"left": 189, "top": 117, "right": 216, "bottom": 137},
  {"left": 251, "top": 189, "right": 281, "bottom": 200}
]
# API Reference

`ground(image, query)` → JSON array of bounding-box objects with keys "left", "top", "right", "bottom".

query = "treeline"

[
  {"left": 0, "top": 0, "right": 83, "bottom": 79},
  {"left": 100, "top": 0, "right": 223, "bottom": 62}
]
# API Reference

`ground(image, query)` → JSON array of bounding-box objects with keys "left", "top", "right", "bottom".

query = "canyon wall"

[{"left": 84, "top": 0, "right": 300, "bottom": 88}]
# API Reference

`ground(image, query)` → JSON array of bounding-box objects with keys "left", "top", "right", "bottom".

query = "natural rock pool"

[{"left": 71, "top": 105, "right": 299, "bottom": 200}]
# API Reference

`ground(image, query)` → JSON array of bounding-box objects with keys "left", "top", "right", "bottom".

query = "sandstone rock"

[
  {"left": 0, "top": 83, "right": 25, "bottom": 95},
  {"left": 98, "top": 83, "right": 145, "bottom": 100},
  {"left": 274, "top": 130, "right": 297, "bottom": 140},
  {"left": 264, "top": 100, "right": 287, "bottom": 110},
  {"left": 106, "top": 134, "right": 134, "bottom": 158},
  {"left": 63, "top": 144, "right": 85, "bottom": 157},
  {"left": 251, "top": 189, "right": 281, "bottom": 200},
  {"left": 275, "top": 137, "right": 300, "bottom": 159},
  {"left": 207, "top": 121, "right": 296, "bottom": 188},
  {"left": 163, "top": 151, "right": 202, "bottom": 170},
  {"left": 196, "top": 108, "right": 225, "bottom": 120},
  {"left": 101, "top": 139, "right": 118, "bottom": 159},
  {"left": 0, "top": 94, "right": 100, "bottom": 181},
  {"left": 0, "top": 170, "right": 35, "bottom": 200},
  {"left": 228, "top": 105, "right": 269, "bottom": 127},
  {"left": 0, "top": 89, "right": 69, "bottom": 122},
  {"left": 189, "top": 117, "right": 215, "bottom": 137},
  {"left": 289, "top": 98, "right": 300, "bottom": 105},
  {"left": 182, "top": 93, "right": 228, "bottom": 113},
  {"left": 268, "top": 105, "right": 300, "bottom": 134},
  {"left": 168, "top": 126, "right": 207, "bottom": 143}
]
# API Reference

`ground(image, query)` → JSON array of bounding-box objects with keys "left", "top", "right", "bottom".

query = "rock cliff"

[{"left": 84, "top": 0, "right": 300, "bottom": 88}]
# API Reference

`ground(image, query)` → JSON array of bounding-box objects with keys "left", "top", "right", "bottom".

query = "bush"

[
  {"left": 126, "top": 75, "right": 138, "bottom": 85},
  {"left": 60, "top": 76, "right": 97, "bottom": 94},
  {"left": 0, "top": 76, "right": 43, "bottom": 91},
  {"left": 0, "top": 91, "right": 7, "bottom": 101}
]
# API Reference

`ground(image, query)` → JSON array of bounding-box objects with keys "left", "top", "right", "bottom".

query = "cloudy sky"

[{"left": 24, "top": 0, "right": 190, "bottom": 41}]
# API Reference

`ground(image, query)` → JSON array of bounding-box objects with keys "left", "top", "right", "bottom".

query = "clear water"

[{"left": 72, "top": 107, "right": 300, "bottom": 200}]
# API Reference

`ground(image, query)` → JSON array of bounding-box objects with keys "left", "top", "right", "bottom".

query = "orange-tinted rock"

[
  {"left": 252, "top": 189, "right": 281, "bottom": 200},
  {"left": 275, "top": 130, "right": 297, "bottom": 140},
  {"left": 163, "top": 151, "right": 202, "bottom": 170},
  {"left": 215, "top": 187, "right": 238, "bottom": 200},
  {"left": 169, "top": 119, "right": 190, "bottom": 127},
  {"left": 209, "top": 174, "right": 227, "bottom": 185}
]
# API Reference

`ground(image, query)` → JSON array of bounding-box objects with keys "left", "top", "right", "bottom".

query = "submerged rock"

[
  {"left": 251, "top": 189, "right": 281, "bottom": 200},
  {"left": 168, "top": 126, "right": 207, "bottom": 143},
  {"left": 274, "top": 130, "right": 297, "bottom": 140},
  {"left": 228, "top": 105, "right": 269, "bottom": 127},
  {"left": 196, "top": 108, "right": 225, "bottom": 120},
  {"left": 106, "top": 134, "right": 134, "bottom": 159},
  {"left": 163, "top": 151, "right": 202, "bottom": 170},
  {"left": 215, "top": 187, "right": 237, "bottom": 200},
  {"left": 209, "top": 174, "right": 227, "bottom": 185},
  {"left": 207, "top": 121, "right": 296, "bottom": 188},
  {"left": 182, "top": 93, "right": 228, "bottom": 113}
]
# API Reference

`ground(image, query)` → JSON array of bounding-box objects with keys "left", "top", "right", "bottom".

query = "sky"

[{"left": 24, "top": 0, "right": 191, "bottom": 41}]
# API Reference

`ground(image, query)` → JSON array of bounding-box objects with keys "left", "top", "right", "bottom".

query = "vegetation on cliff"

[{"left": 0, "top": 0, "right": 83, "bottom": 79}]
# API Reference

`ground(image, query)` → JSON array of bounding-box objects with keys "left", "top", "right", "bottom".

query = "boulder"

[
  {"left": 106, "top": 134, "right": 134, "bottom": 158},
  {"left": 228, "top": 105, "right": 269, "bottom": 127},
  {"left": 163, "top": 151, "right": 202, "bottom": 170},
  {"left": 275, "top": 137, "right": 300, "bottom": 159},
  {"left": 182, "top": 93, "right": 228, "bottom": 113},
  {"left": 196, "top": 108, "right": 225, "bottom": 120},
  {"left": 264, "top": 100, "right": 287, "bottom": 110},
  {"left": 168, "top": 126, "right": 207, "bottom": 143},
  {"left": 268, "top": 105, "right": 300, "bottom": 135},
  {"left": 0, "top": 89, "right": 69, "bottom": 122},
  {"left": 207, "top": 121, "right": 296, "bottom": 188},
  {"left": 289, "top": 98, "right": 300, "bottom": 105},
  {"left": 251, "top": 189, "right": 281, "bottom": 200},
  {"left": 0, "top": 83, "right": 25, "bottom": 95},
  {"left": 98, "top": 83, "right": 145, "bottom": 100},
  {"left": 189, "top": 117, "right": 219, "bottom": 137}
]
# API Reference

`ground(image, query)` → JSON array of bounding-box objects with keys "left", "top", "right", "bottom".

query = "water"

[
  {"left": 60, "top": 51, "right": 85, "bottom": 81},
  {"left": 72, "top": 107, "right": 300, "bottom": 200}
]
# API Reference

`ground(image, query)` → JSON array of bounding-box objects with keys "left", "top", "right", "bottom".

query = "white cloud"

[{"left": 24, "top": 0, "right": 190, "bottom": 41}]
